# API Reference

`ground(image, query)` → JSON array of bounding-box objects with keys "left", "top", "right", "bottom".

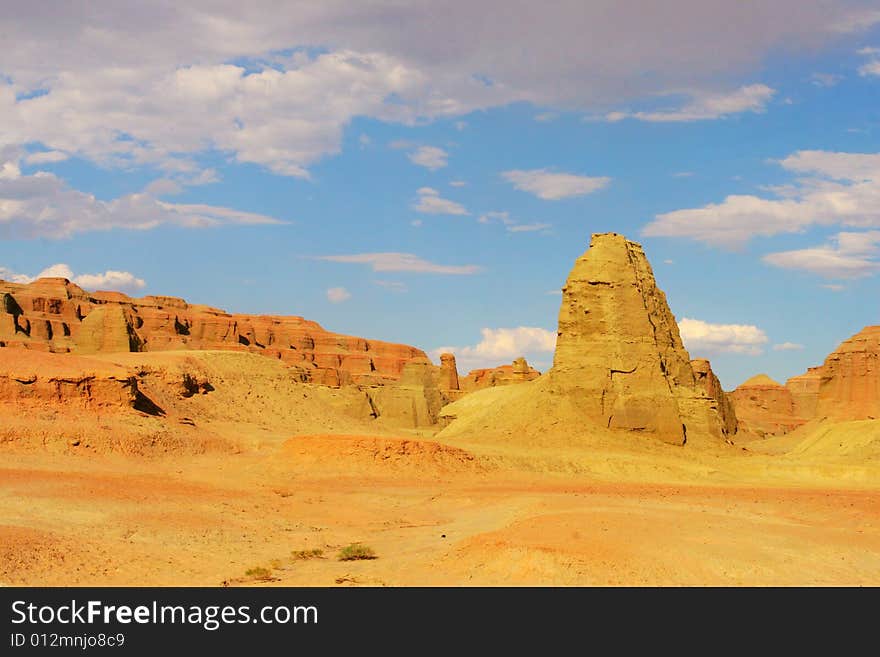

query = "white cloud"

[
  {"left": 507, "top": 222, "right": 552, "bottom": 233},
  {"left": 773, "top": 342, "right": 805, "bottom": 351},
  {"left": 315, "top": 252, "right": 481, "bottom": 275},
  {"left": 1, "top": 263, "right": 146, "bottom": 292},
  {"left": 24, "top": 150, "right": 69, "bottom": 165},
  {"left": 479, "top": 210, "right": 551, "bottom": 234},
  {"left": 326, "top": 287, "right": 351, "bottom": 303},
  {"left": 534, "top": 112, "right": 559, "bottom": 122},
  {"left": 763, "top": 231, "right": 880, "bottom": 279},
  {"left": 811, "top": 72, "right": 842, "bottom": 87},
  {"left": 502, "top": 169, "right": 610, "bottom": 200},
  {"left": 373, "top": 280, "right": 408, "bottom": 293},
  {"left": 449, "top": 180, "right": 467, "bottom": 187},
  {"left": 858, "top": 48, "right": 880, "bottom": 76},
  {"left": 432, "top": 326, "right": 556, "bottom": 370},
  {"left": 605, "top": 84, "right": 775, "bottom": 122},
  {"left": 644, "top": 150, "right": 880, "bottom": 247},
  {"left": 0, "top": 2, "right": 871, "bottom": 194},
  {"left": 0, "top": 151, "right": 282, "bottom": 238},
  {"left": 412, "top": 187, "right": 468, "bottom": 215},
  {"left": 408, "top": 145, "right": 448, "bottom": 170},
  {"left": 678, "top": 317, "right": 769, "bottom": 356}
]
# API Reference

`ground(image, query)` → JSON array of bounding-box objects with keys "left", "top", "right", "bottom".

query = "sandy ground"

[
  {"left": 2, "top": 350, "right": 878, "bottom": 586},
  {"left": 2, "top": 436, "right": 878, "bottom": 586}
]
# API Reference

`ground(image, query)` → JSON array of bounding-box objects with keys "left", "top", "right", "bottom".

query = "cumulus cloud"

[
  {"left": 432, "top": 326, "right": 556, "bottom": 371},
  {"left": 606, "top": 84, "right": 775, "bottom": 122},
  {"left": 644, "top": 150, "right": 880, "bottom": 248},
  {"left": 773, "top": 342, "right": 805, "bottom": 351},
  {"left": 326, "top": 287, "right": 351, "bottom": 303},
  {"left": 315, "top": 252, "right": 481, "bottom": 275},
  {"left": 412, "top": 187, "right": 468, "bottom": 215},
  {"left": 0, "top": 2, "right": 872, "bottom": 190},
  {"left": 408, "top": 146, "right": 449, "bottom": 170},
  {"left": 678, "top": 317, "right": 769, "bottom": 356},
  {"left": 763, "top": 231, "right": 880, "bottom": 279},
  {"left": 502, "top": 169, "right": 610, "bottom": 200},
  {"left": 0, "top": 263, "right": 146, "bottom": 292}
]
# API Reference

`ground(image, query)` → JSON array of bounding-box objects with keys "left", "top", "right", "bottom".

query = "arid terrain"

[{"left": 2, "top": 233, "right": 879, "bottom": 586}]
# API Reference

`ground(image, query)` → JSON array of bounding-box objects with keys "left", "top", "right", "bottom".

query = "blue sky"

[{"left": 1, "top": 2, "right": 880, "bottom": 388}]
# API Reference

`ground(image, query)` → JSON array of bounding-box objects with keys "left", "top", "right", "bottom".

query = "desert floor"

[{"left": 2, "top": 433, "right": 878, "bottom": 586}]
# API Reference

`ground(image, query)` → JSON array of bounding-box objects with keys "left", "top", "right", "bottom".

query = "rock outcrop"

[
  {"left": 459, "top": 357, "right": 541, "bottom": 392},
  {"left": 0, "top": 277, "right": 429, "bottom": 388},
  {"left": 439, "top": 233, "right": 735, "bottom": 445},
  {"left": 729, "top": 374, "right": 804, "bottom": 437},
  {"left": 0, "top": 349, "right": 138, "bottom": 410},
  {"left": 733, "top": 326, "right": 880, "bottom": 436},
  {"left": 547, "top": 233, "right": 730, "bottom": 444},
  {"left": 365, "top": 361, "right": 444, "bottom": 428},
  {"left": 438, "top": 353, "right": 460, "bottom": 392},
  {"left": 691, "top": 359, "right": 737, "bottom": 438},
  {"left": 813, "top": 326, "right": 880, "bottom": 420}
]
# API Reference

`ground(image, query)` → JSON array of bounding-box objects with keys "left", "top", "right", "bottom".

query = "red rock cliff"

[{"left": 0, "top": 277, "right": 428, "bottom": 387}]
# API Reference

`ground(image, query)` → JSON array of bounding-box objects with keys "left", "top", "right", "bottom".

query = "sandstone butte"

[
  {"left": 459, "top": 357, "right": 541, "bottom": 392},
  {"left": 730, "top": 326, "right": 880, "bottom": 436},
  {"left": 439, "top": 233, "right": 737, "bottom": 446},
  {"left": 0, "top": 277, "right": 428, "bottom": 388}
]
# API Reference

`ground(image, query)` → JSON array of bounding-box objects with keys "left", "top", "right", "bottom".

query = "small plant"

[
  {"left": 269, "top": 559, "right": 284, "bottom": 570},
  {"left": 244, "top": 566, "right": 273, "bottom": 580},
  {"left": 292, "top": 548, "right": 324, "bottom": 560},
  {"left": 337, "top": 543, "right": 377, "bottom": 561}
]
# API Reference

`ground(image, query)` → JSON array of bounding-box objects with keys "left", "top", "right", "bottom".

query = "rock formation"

[
  {"left": 438, "top": 353, "right": 460, "bottom": 392},
  {"left": 459, "top": 357, "right": 541, "bottom": 392},
  {"left": 0, "top": 349, "right": 138, "bottom": 410},
  {"left": 366, "top": 361, "right": 444, "bottom": 428},
  {"left": 813, "top": 326, "right": 880, "bottom": 420},
  {"left": 0, "top": 277, "right": 428, "bottom": 388},
  {"left": 785, "top": 368, "right": 822, "bottom": 420},
  {"left": 439, "top": 233, "right": 735, "bottom": 445},
  {"left": 729, "top": 374, "right": 804, "bottom": 437},
  {"left": 691, "top": 359, "right": 737, "bottom": 438},
  {"left": 732, "top": 326, "right": 880, "bottom": 437},
  {"left": 547, "top": 233, "right": 730, "bottom": 444}
]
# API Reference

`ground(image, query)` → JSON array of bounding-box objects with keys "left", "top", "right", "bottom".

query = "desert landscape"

[{"left": 1, "top": 232, "right": 878, "bottom": 586}]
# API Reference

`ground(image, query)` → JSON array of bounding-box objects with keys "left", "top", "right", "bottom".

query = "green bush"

[
  {"left": 244, "top": 566, "right": 273, "bottom": 580},
  {"left": 337, "top": 544, "right": 377, "bottom": 561}
]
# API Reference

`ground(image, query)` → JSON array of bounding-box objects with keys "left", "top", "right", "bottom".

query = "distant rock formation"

[
  {"left": 729, "top": 374, "right": 804, "bottom": 437},
  {"left": 814, "top": 326, "right": 880, "bottom": 420},
  {"left": 438, "top": 353, "right": 460, "bottom": 392},
  {"left": 459, "top": 357, "right": 540, "bottom": 392},
  {"left": 439, "top": 233, "right": 735, "bottom": 445},
  {"left": 0, "top": 277, "right": 428, "bottom": 388},
  {"left": 733, "top": 326, "right": 880, "bottom": 437}
]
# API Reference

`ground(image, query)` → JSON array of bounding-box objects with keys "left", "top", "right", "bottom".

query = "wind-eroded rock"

[
  {"left": 459, "top": 357, "right": 541, "bottom": 392},
  {"left": 0, "top": 277, "right": 428, "bottom": 388},
  {"left": 440, "top": 233, "right": 734, "bottom": 445},
  {"left": 814, "top": 326, "right": 880, "bottom": 420},
  {"left": 729, "top": 374, "right": 804, "bottom": 437}
]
